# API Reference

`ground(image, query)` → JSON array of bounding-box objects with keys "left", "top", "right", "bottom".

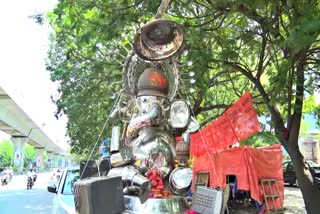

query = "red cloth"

[
  {"left": 189, "top": 91, "right": 261, "bottom": 155},
  {"left": 192, "top": 144, "right": 284, "bottom": 208}
]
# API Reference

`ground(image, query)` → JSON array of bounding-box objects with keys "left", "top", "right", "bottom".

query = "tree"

[
  {"left": 241, "top": 131, "right": 278, "bottom": 148},
  {"left": 46, "top": 0, "right": 320, "bottom": 211},
  {"left": 315, "top": 105, "right": 320, "bottom": 128},
  {"left": 172, "top": 2, "right": 320, "bottom": 212},
  {"left": 0, "top": 140, "right": 14, "bottom": 167},
  {"left": 23, "top": 144, "right": 36, "bottom": 169}
]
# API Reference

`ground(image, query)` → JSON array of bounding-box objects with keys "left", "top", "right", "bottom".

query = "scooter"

[
  {"left": 27, "top": 175, "right": 34, "bottom": 189},
  {"left": 1, "top": 173, "right": 11, "bottom": 185}
]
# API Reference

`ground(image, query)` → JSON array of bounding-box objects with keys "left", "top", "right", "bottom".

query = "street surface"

[
  {"left": 0, "top": 172, "right": 54, "bottom": 214},
  {"left": 0, "top": 172, "right": 306, "bottom": 214}
]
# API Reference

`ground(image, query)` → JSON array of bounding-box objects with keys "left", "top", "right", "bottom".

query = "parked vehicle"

[
  {"left": 315, "top": 177, "right": 320, "bottom": 190},
  {"left": 47, "top": 168, "right": 80, "bottom": 214},
  {"left": 306, "top": 160, "right": 320, "bottom": 177},
  {"left": 283, "top": 160, "right": 320, "bottom": 187}
]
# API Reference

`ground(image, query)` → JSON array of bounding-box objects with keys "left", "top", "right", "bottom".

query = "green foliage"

[
  {"left": 45, "top": 1, "right": 320, "bottom": 209},
  {"left": 241, "top": 131, "right": 279, "bottom": 147},
  {"left": 299, "top": 117, "right": 317, "bottom": 137},
  {"left": 0, "top": 140, "right": 14, "bottom": 167},
  {"left": 70, "top": 152, "right": 90, "bottom": 164},
  {"left": 23, "top": 144, "right": 36, "bottom": 169},
  {"left": 303, "top": 95, "right": 317, "bottom": 114},
  {"left": 46, "top": 0, "right": 320, "bottom": 157},
  {"left": 12, "top": 166, "right": 20, "bottom": 172},
  {"left": 42, "top": 151, "right": 48, "bottom": 168},
  {"left": 314, "top": 104, "right": 320, "bottom": 128}
]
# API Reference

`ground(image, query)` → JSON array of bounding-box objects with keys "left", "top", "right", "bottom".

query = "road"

[
  {"left": 0, "top": 173, "right": 306, "bottom": 214},
  {"left": 0, "top": 172, "right": 54, "bottom": 214}
]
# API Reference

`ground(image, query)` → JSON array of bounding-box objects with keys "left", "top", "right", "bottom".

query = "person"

[
  {"left": 26, "top": 169, "right": 34, "bottom": 189},
  {"left": 56, "top": 169, "right": 61, "bottom": 181},
  {"left": 27, "top": 169, "right": 32, "bottom": 177},
  {"left": 32, "top": 168, "right": 37, "bottom": 182}
]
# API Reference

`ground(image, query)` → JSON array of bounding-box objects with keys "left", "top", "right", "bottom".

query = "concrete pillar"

[
  {"left": 46, "top": 151, "right": 54, "bottom": 169},
  {"left": 35, "top": 147, "right": 45, "bottom": 169},
  {"left": 53, "top": 153, "right": 59, "bottom": 168},
  {"left": 64, "top": 157, "right": 69, "bottom": 168},
  {"left": 65, "top": 157, "right": 71, "bottom": 168},
  {"left": 60, "top": 155, "right": 66, "bottom": 168},
  {"left": 11, "top": 137, "right": 27, "bottom": 173}
]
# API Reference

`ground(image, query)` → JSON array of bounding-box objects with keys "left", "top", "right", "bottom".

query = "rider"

[
  {"left": 27, "top": 169, "right": 33, "bottom": 177},
  {"left": 27, "top": 169, "right": 33, "bottom": 182},
  {"left": 32, "top": 168, "right": 37, "bottom": 182},
  {"left": 26, "top": 169, "right": 34, "bottom": 189}
]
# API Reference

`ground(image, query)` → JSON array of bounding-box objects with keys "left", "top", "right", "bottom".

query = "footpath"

[
  {"left": 283, "top": 187, "right": 306, "bottom": 214},
  {"left": 229, "top": 186, "right": 306, "bottom": 214}
]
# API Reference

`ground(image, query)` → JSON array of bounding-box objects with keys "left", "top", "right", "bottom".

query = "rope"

[
  {"left": 186, "top": 94, "right": 222, "bottom": 187},
  {"left": 79, "top": 89, "right": 123, "bottom": 180}
]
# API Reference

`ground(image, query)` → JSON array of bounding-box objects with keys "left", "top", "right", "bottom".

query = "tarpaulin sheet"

[
  {"left": 192, "top": 144, "right": 284, "bottom": 208},
  {"left": 189, "top": 91, "right": 261, "bottom": 155}
]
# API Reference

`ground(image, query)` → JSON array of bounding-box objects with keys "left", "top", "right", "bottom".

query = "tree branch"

[{"left": 256, "top": 31, "right": 267, "bottom": 79}]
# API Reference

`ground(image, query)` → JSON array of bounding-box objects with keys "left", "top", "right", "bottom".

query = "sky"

[{"left": 0, "top": 0, "right": 69, "bottom": 150}]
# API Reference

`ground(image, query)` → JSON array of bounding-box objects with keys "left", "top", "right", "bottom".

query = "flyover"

[{"left": 0, "top": 86, "right": 70, "bottom": 171}]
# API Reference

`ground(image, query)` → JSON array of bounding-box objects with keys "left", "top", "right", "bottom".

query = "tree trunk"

[
  {"left": 257, "top": 82, "right": 320, "bottom": 213},
  {"left": 285, "top": 139, "right": 320, "bottom": 214}
]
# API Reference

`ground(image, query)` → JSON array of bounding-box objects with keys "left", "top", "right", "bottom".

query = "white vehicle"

[{"left": 47, "top": 168, "right": 80, "bottom": 214}]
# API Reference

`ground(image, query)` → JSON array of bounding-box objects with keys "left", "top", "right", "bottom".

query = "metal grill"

[{"left": 192, "top": 186, "right": 223, "bottom": 214}]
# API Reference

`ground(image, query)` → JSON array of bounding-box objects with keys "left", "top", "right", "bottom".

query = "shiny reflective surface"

[
  {"left": 170, "top": 100, "right": 190, "bottom": 128},
  {"left": 121, "top": 127, "right": 176, "bottom": 179},
  {"left": 133, "top": 19, "right": 186, "bottom": 61},
  {"left": 169, "top": 167, "right": 192, "bottom": 196},
  {"left": 107, "top": 166, "right": 151, "bottom": 204},
  {"left": 124, "top": 195, "right": 189, "bottom": 214}
]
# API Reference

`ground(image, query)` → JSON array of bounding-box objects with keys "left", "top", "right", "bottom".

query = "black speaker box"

[
  {"left": 99, "top": 158, "right": 112, "bottom": 176},
  {"left": 74, "top": 176, "right": 125, "bottom": 214},
  {"left": 80, "top": 160, "right": 99, "bottom": 179}
]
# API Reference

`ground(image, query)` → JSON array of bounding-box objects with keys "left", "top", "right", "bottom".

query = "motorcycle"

[
  {"left": 27, "top": 175, "right": 34, "bottom": 189},
  {"left": 1, "top": 172, "right": 12, "bottom": 185}
]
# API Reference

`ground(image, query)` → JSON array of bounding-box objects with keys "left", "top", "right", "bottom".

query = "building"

[{"left": 299, "top": 130, "right": 320, "bottom": 164}]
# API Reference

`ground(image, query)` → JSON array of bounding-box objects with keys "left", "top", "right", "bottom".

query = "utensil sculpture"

[{"left": 107, "top": 15, "right": 199, "bottom": 213}]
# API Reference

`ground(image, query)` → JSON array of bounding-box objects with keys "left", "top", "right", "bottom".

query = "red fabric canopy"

[
  {"left": 189, "top": 91, "right": 261, "bottom": 155},
  {"left": 192, "top": 144, "right": 284, "bottom": 208}
]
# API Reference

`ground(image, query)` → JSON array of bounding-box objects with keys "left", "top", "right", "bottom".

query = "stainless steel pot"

[
  {"left": 169, "top": 167, "right": 193, "bottom": 196},
  {"left": 121, "top": 127, "right": 176, "bottom": 180}
]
